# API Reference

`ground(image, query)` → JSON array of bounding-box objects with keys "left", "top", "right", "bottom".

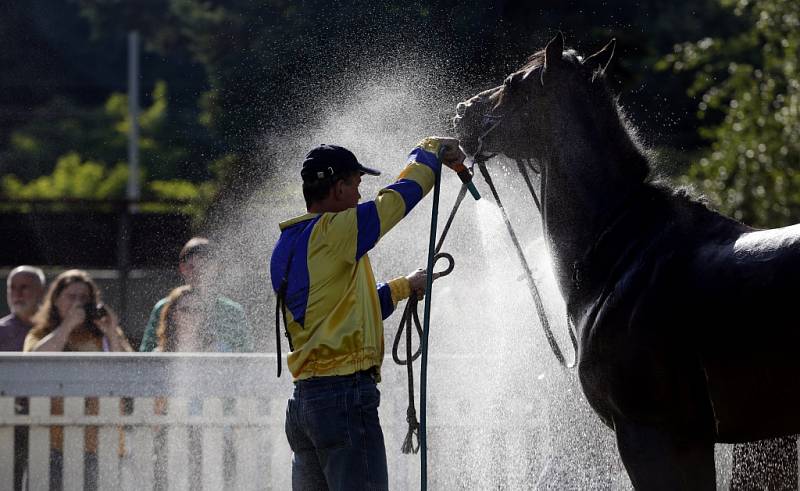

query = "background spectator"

[
  {"left": 1, "top": 265, "right": 45, "bottom": 351},
  {"left": 23, "top": 269, "right": 132, "bottom": 490},
  {"left": 156, "top": 285, "right": 243, "bottom": 352},
  {"left": 152, "top": 283, "right": 246, "bottom": 487},
  {"left": 1, "top": 265, "right": 45, "bottom": 491},
  {"left": 24, "top": 269, "right": 132, "bottom": 352},
  {"left": 139, "top": 237, "right": 253, "bottom": 352}
]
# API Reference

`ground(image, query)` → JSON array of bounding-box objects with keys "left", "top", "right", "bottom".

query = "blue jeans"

[{"left": 285, "top": 370, "right": 388, "bottom": 491}]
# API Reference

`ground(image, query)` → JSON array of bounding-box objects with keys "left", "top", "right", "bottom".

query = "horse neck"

[{"left": 540, "top": 120, "right": 648, "bottom": 304}]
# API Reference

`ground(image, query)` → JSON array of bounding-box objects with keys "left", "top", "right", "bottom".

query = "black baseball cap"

[{"left": 301, "top": 144, "right": 381, "bottom": 182}]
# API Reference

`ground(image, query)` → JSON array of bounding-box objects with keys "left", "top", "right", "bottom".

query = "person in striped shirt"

[{"left": 271, "top": 137, "right": 465, "bottom": 490}]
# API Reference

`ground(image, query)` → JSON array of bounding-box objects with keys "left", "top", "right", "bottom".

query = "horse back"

[
  {"left": 687, "top": 219, "right": 800, "bottom": 441},
  {"left": 576, "top": 192, "right": 800, "bottom": 443}
]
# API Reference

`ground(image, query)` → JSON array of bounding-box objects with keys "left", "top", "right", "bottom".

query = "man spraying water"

[{"left": 270, "top": 137, "right": 465, "bottom": 490}]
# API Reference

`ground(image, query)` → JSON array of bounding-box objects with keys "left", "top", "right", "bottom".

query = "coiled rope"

[{"left": 392, "top": 181, "right": 467, "bottom": 456}]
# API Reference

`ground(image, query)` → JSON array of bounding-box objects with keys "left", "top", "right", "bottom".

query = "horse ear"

[
  {"left": 544, "top": 31, "right": 565, "bottom": 70},
  {"left": 583, "top": 38, "right": 616, "bottom": 78}
]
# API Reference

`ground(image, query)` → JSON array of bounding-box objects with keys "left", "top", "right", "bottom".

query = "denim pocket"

[
  {"left": 358, "top": 384, "right": 381, "bottom": 435},
  {"left": 359, "top": 384, "right": 380, "bottom": 411},
  {"left": 285, "top": 398, "right": 312, "bottom": 453},
  {"left": 304, "top": 393, "right": 351, "bottom": 450}
]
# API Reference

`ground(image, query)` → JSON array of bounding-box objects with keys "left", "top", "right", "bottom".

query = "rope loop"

[{"left": 392, "top": 182, "right": 469, "bottom": 462}]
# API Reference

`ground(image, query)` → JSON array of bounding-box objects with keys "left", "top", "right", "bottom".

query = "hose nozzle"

[{"left": 450, "top": 162, "right": 481, "bottom": 200}]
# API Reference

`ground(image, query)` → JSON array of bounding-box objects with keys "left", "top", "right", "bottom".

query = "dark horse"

[{"left": 454, "top": 33, "right": 800, "bottom": 489}]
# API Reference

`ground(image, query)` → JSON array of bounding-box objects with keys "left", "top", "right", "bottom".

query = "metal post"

[
  {"left": 127, "top": 30, "right": 141, "bottom": 204},
  {"left": 119, "top": 30, "right": 141, "bottom": 327}
]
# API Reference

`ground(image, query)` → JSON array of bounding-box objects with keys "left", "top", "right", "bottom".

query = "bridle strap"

[{"left": 478, "top": 160, "right": 577, "bottom": 368}]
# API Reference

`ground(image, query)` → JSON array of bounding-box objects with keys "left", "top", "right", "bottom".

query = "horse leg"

[{"left": 614, "top": 417, "right": 716, "bottom": 490}]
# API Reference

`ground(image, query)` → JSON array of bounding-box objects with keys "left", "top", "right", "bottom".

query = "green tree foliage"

[
  {"left": 3, "top": 80, "right": 213, "bottom": 188},
  {"left": 2, "top": 151, "right": 213, "bottom": 206},
  {"left": 2, "top": 80, "right": 215, "bottom": 212},
  {"left": 2, "top": 153, "right": 126, "bottom": 200},
  {"left": 1, "top": 0, "right": 752, "bottom": 222},
  {"left": 3, "top": 80, "right": 188, "bottom": 180},
  {"left": 659, "top": 0, "right": 800, "bottom": 227},
  {"left": 73, "top": 1, "right": 709, "bottom": 217}
]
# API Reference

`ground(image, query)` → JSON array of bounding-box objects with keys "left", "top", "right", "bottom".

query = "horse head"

[
  {"left": 453, "top": 32, "right": 617, "bottom": 166},
  {"left": 453, "top": 33, "right": 650, "bottom": 304}
]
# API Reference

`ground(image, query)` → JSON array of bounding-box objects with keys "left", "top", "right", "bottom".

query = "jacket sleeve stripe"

[
  {"left": 384, "top": 179, "right": 423, "bottom": 217},
  {"left": 407, "top": 146, "right": 441, "bottom": 174},
  {"left": 356, "top": 201, "right": 380, "bottom": 261},
  {"left": 376, "top": 282, "right": 395, "bottom": 320}
]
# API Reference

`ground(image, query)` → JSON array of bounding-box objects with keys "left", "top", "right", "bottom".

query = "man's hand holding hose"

[
  {"left": 435, "top": 136, "right": 467, "bottom": 170},
  {"left": 433, "top": 136, "right": 480, "bottom": 200}
]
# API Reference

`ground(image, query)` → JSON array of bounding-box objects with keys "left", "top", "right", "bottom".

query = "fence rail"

[
  {"left": 0, "top": 353, "right": 294, "bottom": 491},
  {"left": 0, "top": 352, "right": 288, "bottom": 397},
  {"left": 0, "top": 353, "right": 547, "bottom": 490}
]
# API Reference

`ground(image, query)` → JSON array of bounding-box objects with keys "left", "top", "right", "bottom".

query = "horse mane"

[
  {"left": 522, "top": 50, "right": 546, "bottom": 71},
  {"left": 650, "top": 179, "right": 728, "bottom": 223},
  {"left": 525, "top": 47, "right": 653, "bottom": 184},
  {"left": 518, "top": 45, "right": 727, "bottom": 223},
  {"left": 525, "top": 46, "right": 724, "bottom": 221},
  {"left": 522, "top": 48, "right": 582, "bottom": 71}
]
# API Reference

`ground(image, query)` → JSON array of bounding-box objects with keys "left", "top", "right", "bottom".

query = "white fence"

[
  {"left": 0, "top": 353, "right": 552, "bottom": 491},
  {"left": 0, "top": 353, "right": 300, "bottom": 490}
]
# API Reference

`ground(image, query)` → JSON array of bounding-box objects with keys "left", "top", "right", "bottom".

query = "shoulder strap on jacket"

[{"left": 274, "top": 219, "right": 314, "bottom": 377}]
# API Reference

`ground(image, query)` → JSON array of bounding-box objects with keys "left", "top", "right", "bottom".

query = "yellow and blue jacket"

[{"left": 270, "top": 138, "right": 444, "bottom": 381}]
